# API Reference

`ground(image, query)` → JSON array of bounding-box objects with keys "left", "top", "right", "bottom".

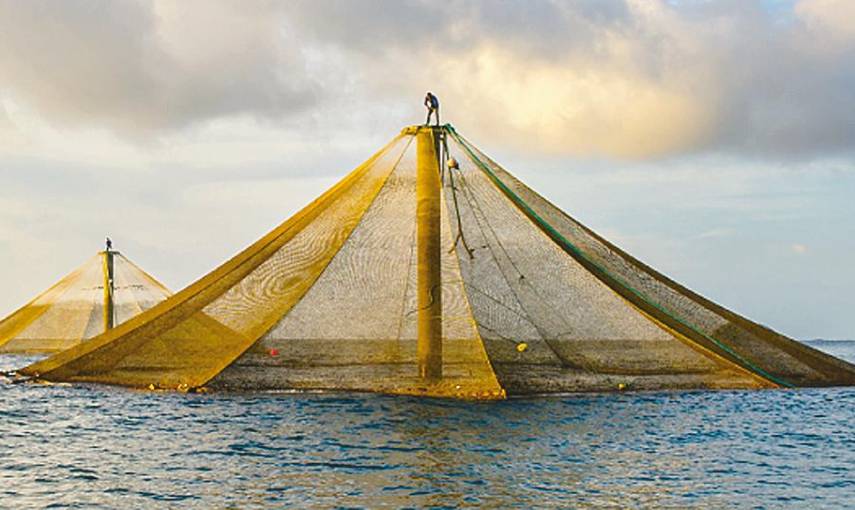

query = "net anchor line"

[
  {"left": 465, "top": 280, "right": 603, "bottom": 376},
  {"left": 452, "top": 150, "right": 592, "bottom": 348}
]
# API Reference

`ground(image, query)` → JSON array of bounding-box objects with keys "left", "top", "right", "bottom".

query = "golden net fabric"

[
  {"left": 442, "top": 137, "right": 763, "bottom": 392},
  {"left": 22, "top": 125, "right": 854, "bottom": 395},
  {"left": 24, "top": 136, "right": 409, "bottom": 388},
  {"left": 26, "top": 130, "right": 503, "bottom": 398},
  {"left": 0, "top": 253, "right": 170, "bottom": 354},
  {"left": 210, "top": 132, "right": 503, "bottom": 399},
  {"left": 454, "top": 135, "right": 855, "bottom": 388}
]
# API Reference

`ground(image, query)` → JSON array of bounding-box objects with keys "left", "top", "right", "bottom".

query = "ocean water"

[{"left": 1, "top": 342, "right": 853, "bottom": 509}]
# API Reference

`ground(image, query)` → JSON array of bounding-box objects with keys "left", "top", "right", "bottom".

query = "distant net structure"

[
  {"left": 20, "top": 126, "right": 855, "bottom": 399},
  {"left": 0, "top": 250, "right": 171, "bottom": 354}
]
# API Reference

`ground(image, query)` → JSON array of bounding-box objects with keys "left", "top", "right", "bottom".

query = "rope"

[
  {"left": 449, "top": 149, "right": 579, "bottom": 367},
  {"left": 441, "top": 131, "right": 475, "bottom": 258},
  {"left": 447, "top": 166, "right": 475, "bottom": 258},
  {"left": 446, "top": 125, "right": 794, "bottom": 389},
  {"left": 405, "top": 282, "right": 443, "bottom": 317}
]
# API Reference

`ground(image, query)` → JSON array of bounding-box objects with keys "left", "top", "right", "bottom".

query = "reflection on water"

[{"left": 1, "top": 343, "right": 853, "bottom": 508}]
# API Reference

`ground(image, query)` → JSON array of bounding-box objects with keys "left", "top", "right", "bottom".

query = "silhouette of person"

[
  {"left": 106, "top": 237, "right": 113, "bottom": 251},
  {"left": 424, "top": 92, "right": 440, "bottom": 126}
]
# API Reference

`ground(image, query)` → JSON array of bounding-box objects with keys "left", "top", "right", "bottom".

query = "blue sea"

[{"left": 1, "top": 341, "right": 853, "bottom": 509}]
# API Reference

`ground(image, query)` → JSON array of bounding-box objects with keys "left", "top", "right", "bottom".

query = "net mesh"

[
  {"left": 449, "top": 130, "right": 855, "bottom": 388},
  {"left": 21, "top": 125, "right": 855, "bottom": 395},
  {"left": 0, "top": 253, "right": 171, "bottom": 354},
  {"left": 210, "top": 136, "right": 503, "bottom": 398},
  {"left": 443, "top": 136, "right": 762, "bottom": 392},
  {"left": 25, "top": 135, "right": 423, "bottom": 390}
]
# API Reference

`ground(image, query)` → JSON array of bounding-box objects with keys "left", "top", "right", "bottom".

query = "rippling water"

[{"left": 1, "top": 342, "right": 853, "bottom": 509}]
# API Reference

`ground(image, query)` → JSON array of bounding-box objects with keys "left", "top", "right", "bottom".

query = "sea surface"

[{"left": 1, "top": 341, "right": 853, "bottom": 509}]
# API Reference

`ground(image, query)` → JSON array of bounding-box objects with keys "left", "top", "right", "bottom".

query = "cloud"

[
  {"left": 285, "top": 0, "right": 855, "bottom": 159},
  {"left": 795, "top": 0, "right": 855, "bottom": 43},
  {"left": 1, "top": 0, "right": 854, "bottom": 159},
  {"left": 791, "top": 243, "right": 809, "bottom": 254},
  {"left": 0, "top": 0, "right": 318, "bottom": 136},
  {"left": 0, "top": 101, "right": 24, "bottom": 147}
]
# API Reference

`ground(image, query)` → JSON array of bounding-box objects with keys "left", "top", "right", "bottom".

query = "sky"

[{"left": 0, "top": 0, "right": 853, "bottom": 340}]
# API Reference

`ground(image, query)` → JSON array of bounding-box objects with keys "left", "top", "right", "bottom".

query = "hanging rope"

[
  {"left": 446, "top": 165, "right": 475, "bottom": 258},
  {"left": 448, "top": 146, "right": 578, "bottom": 367},
  {"left": 440, "top": 131, "right": 475, "bottom": 258}
]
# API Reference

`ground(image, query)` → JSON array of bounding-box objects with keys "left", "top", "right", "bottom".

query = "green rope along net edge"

[{"left": 445, "top": 124, "right": 794, "bottom": 389}]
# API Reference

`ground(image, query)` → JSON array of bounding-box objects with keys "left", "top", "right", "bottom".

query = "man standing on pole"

[{"left": 424, "top": 92, "right": 440, "bottom": 126}]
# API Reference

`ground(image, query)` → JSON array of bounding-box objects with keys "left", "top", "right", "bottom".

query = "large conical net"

[
  {"left": 0, "top": 252, "right": 171, "bottom": 354},
  {"left": 445, "top": 129, "right": 855, "bottom": 389},
  {"left": 21, "top": 126, "right": 855, "bottom": 397},
  {"left": 211, "top": 132, "right": 502, "bottom": 397}
]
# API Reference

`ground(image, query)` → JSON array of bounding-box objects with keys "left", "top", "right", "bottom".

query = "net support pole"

[
  {"left": 416, "top": 126, "right": 442, "bottom": 381},
  {"left": 102, "top": 250, "right": 115, "bottom": 333}
]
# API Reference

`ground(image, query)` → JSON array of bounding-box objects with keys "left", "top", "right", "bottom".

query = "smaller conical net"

[{"left": 0, "top": 252, "right": 171, "bottom": 354}]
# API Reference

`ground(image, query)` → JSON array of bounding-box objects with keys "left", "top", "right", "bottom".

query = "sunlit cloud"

[
  {"left": 791, "top": 243, "right": 809, "bottom": 254},
  {"left": 795, "top": 0, "right": 855, "bottom": 44},
  {"left": 0, "top": 0, "right": 854, "bottom": 159}
]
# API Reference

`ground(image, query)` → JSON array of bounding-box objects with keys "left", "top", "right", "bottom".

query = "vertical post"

[
  {"left": 102, "top": 249, "right": 115, "bottom": 333},
  {"left": 416, "top": 126, "right": 443, "bottom": 380}
]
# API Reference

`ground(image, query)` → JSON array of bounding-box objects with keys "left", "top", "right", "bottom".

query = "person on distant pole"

[
  {"left": 106, "top": 237, "right": 113, "bottom": 251},
  {"left": 424, "top": 92, "right": 440, "bottom": 126}
]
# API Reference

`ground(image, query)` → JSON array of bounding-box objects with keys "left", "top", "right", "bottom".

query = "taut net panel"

[
  {"left": 0, "top": 256, "right": 99, "bottom": 354},
  {"left": 115, "top": 254, "right": 172, "bottom": 317},
  {"left": 449, "top": 129, "right": 855, "bottom": 388},
  {"left": 211, "top": 129, "right": 503, "bottom": 399},
  {"left": 443, "top": 135, "right": 765, "bottom": 393},
  {"left": 28, "top": 134, "right": 493, "bottom": 395},
  {"left": 0, "top": 253, "right": 171, "bottom": 354}
]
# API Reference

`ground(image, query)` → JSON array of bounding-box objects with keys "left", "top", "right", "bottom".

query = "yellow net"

[
  {"left": 0, "top": 252, "right": 171, "bottom": 354},
  {"left": 209, "top": 128, "right": 503, "bottom": 399},
  {"left": 445, "top": 128, "right": 855, "bottom": 390},
  {"left": 21, "top": 125, "right": 855, "bottom": 396},
  {"left": 24, "top": 129, "right": 503, "bottom": 398}
]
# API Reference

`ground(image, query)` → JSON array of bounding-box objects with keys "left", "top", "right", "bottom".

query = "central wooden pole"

[
  {"left": 102, "top": 250, "right": 115, "bottom": 333},
  {"left": 416, "top": 127, "right": 442, "bottom": 380}
]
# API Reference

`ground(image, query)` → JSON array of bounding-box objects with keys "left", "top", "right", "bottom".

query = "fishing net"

[
  {"left": 25, "top": 131, "right": 502, "bottom": 398},
  {"left": 0, "top": 252, "right": 171, "bottom": 354},
  {"left": 447, "top": 128, "right": 855, "bottom": 389},
  {"left": 211, "top": 130, "right": 502, "bottom": 398},
  {"left": 22, "top": 126, "right": 855, "bottom": 396}
]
